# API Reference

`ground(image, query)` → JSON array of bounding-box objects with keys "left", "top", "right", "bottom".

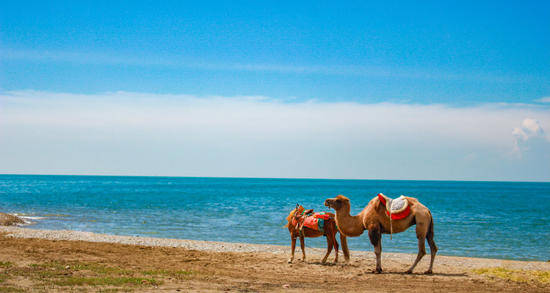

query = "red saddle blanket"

[{"left": 301, "top": 212, "right": 330, "bottom": 232}]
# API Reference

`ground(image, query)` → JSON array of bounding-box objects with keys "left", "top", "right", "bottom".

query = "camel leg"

[
  {"left": 368, "top": 224, "right": 382, "bottom": 273},
  {"left": 321, "top": 234, "right": 333, "bottom": 264},
  {"left": 340, "top": 234, "right": 350, "bottom": 263},
  {"left": 425, "top": 220, "right": 437, "bottom": 274},
  {"left": 406, "top": 218, "right": 432, "bottom": 274},
  {"left": 288, "top": 235, "right": 296, "bottom": 263},
  {"left": 299, "top": 234, "right": 306, "bottom": 262},
  {"left": 406, "top": 237, "right": 426, "bottom": 274},
  {"left": 373, "top": 239, "right": 382, "bottom": 273},
  {"left": 332, "top": 233, "right": 339, "bottom": 264}
]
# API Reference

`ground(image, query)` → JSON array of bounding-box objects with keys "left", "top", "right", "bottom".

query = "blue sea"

[{"left": 1, "top": 175, "right": 549, "bottom": 261}]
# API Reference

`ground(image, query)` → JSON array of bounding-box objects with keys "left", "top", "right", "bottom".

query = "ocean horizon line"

[{"left": 1, "top": 173, "right": 549, "bottom": 184}]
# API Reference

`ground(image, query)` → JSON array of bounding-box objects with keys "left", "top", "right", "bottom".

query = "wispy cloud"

[
  {"left": 536, "top": 96, "right": 550, "bottom": 103},
  {"left": 0, "top": 48, "right": 536, "bottom": 83},
  {"left": 1, "top": 90, "right": 549, "bottom": 180}
]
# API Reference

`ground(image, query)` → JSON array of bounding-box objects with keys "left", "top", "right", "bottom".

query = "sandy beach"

[{"left": 0, "top": 226, "right": 548, "bottom": 292}]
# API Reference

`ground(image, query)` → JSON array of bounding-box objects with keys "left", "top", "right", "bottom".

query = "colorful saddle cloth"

[
  {"left": 302, "top": 212, "right": 331, "bottom": 233},
  {"left": 377, "top": 193, "right": 411, "bottom": 220}
]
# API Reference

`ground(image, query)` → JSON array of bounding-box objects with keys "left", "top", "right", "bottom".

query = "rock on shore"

[{"left": 0, "top": 212, "right": 25, "bottom": 226}]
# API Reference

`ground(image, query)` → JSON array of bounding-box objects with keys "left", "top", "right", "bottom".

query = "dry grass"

[
  {"left": 0, "top": 259, "right": 197, "bottom": 291},
  {"left": 473, "top": 267, "right": 550, "bottom": 285}
]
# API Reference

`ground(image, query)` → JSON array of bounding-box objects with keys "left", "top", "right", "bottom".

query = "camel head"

[{"left": 324, "top": 195, "right": 350, "bottom": 211}]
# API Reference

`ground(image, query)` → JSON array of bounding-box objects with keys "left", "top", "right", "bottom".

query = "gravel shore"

[{"left": 1, "top": 226, "right": 290, "bottom": 254}]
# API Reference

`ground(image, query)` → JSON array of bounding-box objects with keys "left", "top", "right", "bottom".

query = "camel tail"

[{"left": 283, "top": 207, "right": 296, "bottom": 228}]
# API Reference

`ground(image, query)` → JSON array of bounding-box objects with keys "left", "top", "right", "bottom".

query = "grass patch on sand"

[
  {"left": 0, "top": 262, "right": 14, "bottom": 284},
  {"left": 52, "top": 276, "right": 160, "bottom": 286},
  {"left": 64, "top": 262, "right": 134, "bottom": 276},
  {"left": 474, "top": 267, "right": 550, "bottom": 284},
  {"left": 142, "top": 269, "right": 194, "bottom": 280},
  {"left": 143, "top": 269, "right": 193, "bottom": 276},
  {"left": 0, "top": 260, "right": 172, "bottom": 289},
  {"left": 0, "top": 286, "right": 27, "bottom": 293}
]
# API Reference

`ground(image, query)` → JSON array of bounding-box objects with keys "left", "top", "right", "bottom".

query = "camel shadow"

[
  {"left": 308, "top": 261, "right": 360, "bottom": 268},
  {"left": 372, "top": 271, "right": 467, "bottom": 277}
]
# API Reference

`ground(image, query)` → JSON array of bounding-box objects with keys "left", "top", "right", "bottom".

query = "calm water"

[{"left": 1, "top": 175, "right": 549, "bottom": 261}]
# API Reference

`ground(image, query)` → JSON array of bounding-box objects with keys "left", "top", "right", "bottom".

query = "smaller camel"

[
  {"left": 324, "top": 194, "right": 437, "bottom": 274},
  {"left": 285, "top": 205, "right": 350, "bottom": 264}
]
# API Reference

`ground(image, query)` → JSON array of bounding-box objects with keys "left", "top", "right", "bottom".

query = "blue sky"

[
  {"left": 2, "top": 0, "right": 550, "bottom": 103},
  {"left": 1, "top": 1, "right": 549, "bottom": 180}
]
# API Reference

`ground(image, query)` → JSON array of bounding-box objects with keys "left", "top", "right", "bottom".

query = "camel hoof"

[
  {"left": 287, "top": 259, "right": 293, "bottom": 264},
  {"left": 372, "top": 268, "right": 383, "bottom": 274},
  {"left": 405, "top": 270, "right": 413, "bottom": 274},
  {"left": 424, "top": 270, "right": 433, "bottom": 275}
]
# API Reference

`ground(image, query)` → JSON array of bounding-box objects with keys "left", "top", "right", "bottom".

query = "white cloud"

[
  {"left": 521, "top": 118, "right": 544, "bottom": 136},
  {"left": 512, "top": 118, "right": 547, "bottom": 156},
  {"left": 512, "top": 118, "right": 544, "bottom": 142},
  {"left": 1, "top": 90, "right": 550, "bottom": 181},
  {"left": 536, "top": 96, "right": 550, "bottom": 103}
]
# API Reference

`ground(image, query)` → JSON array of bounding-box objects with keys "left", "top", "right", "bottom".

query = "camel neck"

[{"left": 335, "top": 206, "right": 365, "bottom": 237}]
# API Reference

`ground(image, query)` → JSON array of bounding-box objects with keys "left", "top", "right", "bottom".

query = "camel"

[
  {"left": 324, "top": 194, "right": 437, "bottom": 274},
  {"left": 285, "top": 205, "right": 350, "bottom": 264}
]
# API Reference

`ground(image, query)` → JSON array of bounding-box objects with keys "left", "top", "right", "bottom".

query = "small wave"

[
  {"left": 20, "top": 216, "right": 47, "bottom": 221},
  {"left": 11, "top": 214, "right": 47, "bottom": 225},
  {"left": 12, "top": 214, "right": 46, "bottom": 220},
  {"left": 41, "top": 214, "right": 70, "bottom": 217}
]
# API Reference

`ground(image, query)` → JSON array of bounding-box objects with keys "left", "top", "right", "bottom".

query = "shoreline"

[{"left": 2, "top": 226, "right": 549, "bottom": 271}]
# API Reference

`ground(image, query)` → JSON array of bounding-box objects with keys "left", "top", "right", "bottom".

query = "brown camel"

[
  {"left": 324, "top": 194, "right": 437, "bottom": 274},
  {"left": 285, "top": 205, "right": 350, "bottom": 264}
]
